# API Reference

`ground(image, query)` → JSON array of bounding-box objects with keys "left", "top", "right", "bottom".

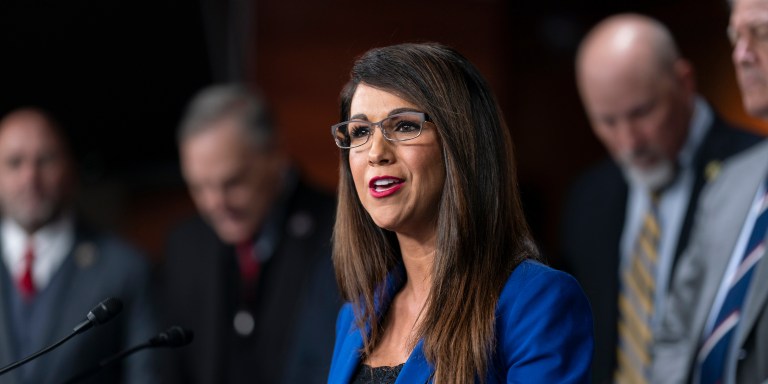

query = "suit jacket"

[
  {"left": 560, "top": 115, "right": 762, "bottom": 383},
  {"left": 327, "top": 260, "right": 594, "bottom": 384},
  {"left": 157, "top": 178, "right": 341, "bottom": 384},
  {"left": 0, "top": 221, "right": 160, "bottom": 384},
  {"left": 653, "top": 138, "right": 768, "bottom": 384}
]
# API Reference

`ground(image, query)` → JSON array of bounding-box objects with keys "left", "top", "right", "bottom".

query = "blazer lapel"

[
  {"left": 396, "top": 340, "right": 433, "bottom": 384},
  {"left": 0, "top": 262, "right": 20, "bottom": 384},
  {"left": 333, "top": 265, "right": 429, "bottom": 383},
  {"left": 331, "top": 330, "right": 435, "bottom": 384},
  {"left": 690, "top": 151, "right": 765, "bottom": 344},
  {"left": 332, "top": 267, "right": 397, "bottom": 383},
  {"left": 701, "top": 141, "right": 768, "bottom": 372},
  {"left": 658, "top": 142, "right": 768, "bottom": 379},
  {"left": 733, "top": 144, "right": 768, "bottom": 349},
  {"left": 736, "top": 223, "right": 768, "bottom": 349},
  {"left": 334, "top": 324, "right": 364, "bottom": 383},
  {"left": 34, "top": 239, "right": 82, "bottom": 381}
]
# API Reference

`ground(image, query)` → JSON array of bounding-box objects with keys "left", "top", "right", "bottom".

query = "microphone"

[
  {"left": 73, "top": 297, "right": 123, "bottom": 334},
  {"left": 62, "top": 326, "right": 194, "bottom": 384},
  {"left": 0, "top": 297, "right": 123, "bottom": 376},
  {"left": 148, "top": 325, "right": 194, "bottom": 347}
]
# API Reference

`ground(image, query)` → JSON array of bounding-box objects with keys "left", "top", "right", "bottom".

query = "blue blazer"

[{"left": 327, "top": 260, "right": 594, "bottom": 383}]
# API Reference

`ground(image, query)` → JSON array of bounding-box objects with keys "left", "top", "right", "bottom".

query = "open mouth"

[{"left": 369, "top": 176, "right": 404, "bottom": 197}]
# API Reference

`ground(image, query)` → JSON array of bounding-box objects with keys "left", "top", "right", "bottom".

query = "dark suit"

[
  {"left": 560, "top": 114, "right": 762, "bottom": 383},
  {"left": 0, "top": 221, "right": 161, "bottom": 384},
  {"left": 157, "top": 178, "right": 341, "bottom": 384}
]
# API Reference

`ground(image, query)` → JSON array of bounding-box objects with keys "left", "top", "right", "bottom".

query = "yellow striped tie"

[{"left": 615, "top": 196, "right": 660, "bottom": 384}]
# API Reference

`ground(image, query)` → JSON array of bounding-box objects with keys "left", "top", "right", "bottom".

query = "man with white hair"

[
  {"left": 561, "top": 13, "right": 761, "bottom": 383},
  {"left": 156, "top": 84, "right": 340, "bottom": 383},
  {"left": 653, "top": 0, "right": 768, "bottom": 381}
]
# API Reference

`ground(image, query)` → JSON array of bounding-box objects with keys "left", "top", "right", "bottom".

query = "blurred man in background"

[
  {"left": 156, "top": 84, "right": 340, "bottom": 383},
  {"left": 561, "top": 13, "right": 761, "bottom": 383},
  {"left": 653, "top": 0, "right": 768, "bottom": 381},
  {"left": 0, "top": 107, "right": 160, "bottom": 383}
]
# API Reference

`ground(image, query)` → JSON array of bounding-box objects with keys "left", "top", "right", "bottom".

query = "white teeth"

[{"left": 374, "top": 179, "right": 396, "bottom": 186}]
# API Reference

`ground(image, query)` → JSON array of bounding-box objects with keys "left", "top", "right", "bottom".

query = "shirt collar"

[{"left": 1, "top": 212, "right": 75, "bottom": 289}]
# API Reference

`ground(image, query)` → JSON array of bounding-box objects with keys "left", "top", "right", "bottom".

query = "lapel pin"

[
  {"left": 74, "top": 242, "right": 97, "bottom": 269},
  {"left": 704, "top": 160, "right": 722, "bottom": 183}
]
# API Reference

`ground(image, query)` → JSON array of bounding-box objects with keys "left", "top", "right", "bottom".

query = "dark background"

[{"left": 1, "top": 0, "right": 766, "bottom": 263}]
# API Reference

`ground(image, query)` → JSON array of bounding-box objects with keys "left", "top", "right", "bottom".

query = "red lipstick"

[{"left": 368, "top": 176, "right": 404, "bottom": 198}]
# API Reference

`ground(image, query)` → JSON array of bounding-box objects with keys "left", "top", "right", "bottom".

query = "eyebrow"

[{"left": 349, "top": 107, "right": 422, "bottom": 121}]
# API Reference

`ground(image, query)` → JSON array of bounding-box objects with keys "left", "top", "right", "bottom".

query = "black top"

[
  {"left": 157, "top": 173, "right": 341, "bottom": 384},
  {"left": 351, "top": 364, "right": 405, "bottom": 384}
]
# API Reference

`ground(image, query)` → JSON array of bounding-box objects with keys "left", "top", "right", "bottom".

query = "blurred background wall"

[{"left": 1, "top": 0, "right": 766, "bottom": 265}]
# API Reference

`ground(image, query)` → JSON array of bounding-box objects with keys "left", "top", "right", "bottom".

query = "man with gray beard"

[{"left": 560, "top": 13, "right": 761, "bottom": 384}]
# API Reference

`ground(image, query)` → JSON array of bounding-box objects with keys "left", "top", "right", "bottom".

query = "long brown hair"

[{"left": 332, "top": 42, "right": 538, "bottom": 383}]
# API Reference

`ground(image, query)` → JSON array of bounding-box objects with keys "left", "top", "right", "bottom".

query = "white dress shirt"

[
  {"left": 1, "top": 213, "right": 75, "bottom": 292},
  {"left": 620, "top": 96, "right": 712, "bottom": 331}
]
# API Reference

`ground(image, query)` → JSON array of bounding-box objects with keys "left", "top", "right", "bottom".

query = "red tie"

[
  {"left": 18, "top": 241, "right": 35, "bottom": 300},
  {"left": 236, "top": 241, "right": 260, "bottom": 300}
]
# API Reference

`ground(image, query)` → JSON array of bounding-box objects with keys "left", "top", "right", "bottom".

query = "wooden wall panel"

[{"left": 249, "top": 0, "right": 508, "bottom": 192}]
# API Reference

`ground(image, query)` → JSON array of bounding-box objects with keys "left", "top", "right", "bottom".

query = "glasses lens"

[
  {"left": 332, "top": 112, "right": 426, "bottom": 148},
  {"left": 333, "top": 121, "right": 371, "bottom": 148},
  {"left": 382, "top": 113, "right": 424, "bottom": 141}
]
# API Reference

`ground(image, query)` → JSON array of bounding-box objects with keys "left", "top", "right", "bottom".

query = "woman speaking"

[{"left": 328, "top": 42, "right": 593, "bottom": 383}]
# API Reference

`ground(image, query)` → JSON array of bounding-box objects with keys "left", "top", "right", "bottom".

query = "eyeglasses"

[{"left": 331, "top": 111, "right": 431, "bottom": 149}]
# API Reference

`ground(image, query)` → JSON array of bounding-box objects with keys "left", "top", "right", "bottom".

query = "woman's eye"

[
  {"left": 349, "top": 125, "right": 370, "bottom": 138},
  {"left": 394, "top": 121, "right": 420, "bottom": 133}
]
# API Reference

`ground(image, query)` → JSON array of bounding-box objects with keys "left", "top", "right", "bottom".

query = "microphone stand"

[
  {"left": 0, "top": 326, "right": 85, "bottom": 375},
  {"left": 0, "top": 297, "right": 122, "bottom": 376},
  {"left": 60, "top": 341, "right": 154, "bottom": 384},
  {"left": 61, "top": 326, "right": 193, "bottom": 384}
]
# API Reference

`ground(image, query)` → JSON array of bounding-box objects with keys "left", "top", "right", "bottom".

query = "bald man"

[
  {"left": 560, "top": 13, "right": 761, "bottom": 383},
  {"left": 0, "top": 108, "right": 162, "bottom": 383}
]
